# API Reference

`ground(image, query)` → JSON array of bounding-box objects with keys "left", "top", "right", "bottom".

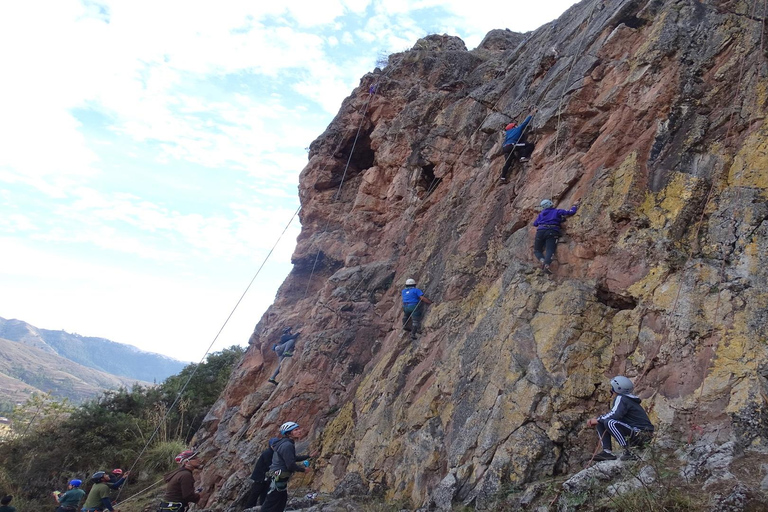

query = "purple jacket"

[{"left": 533, "top": 205, "right": 578, "bottom": 232}]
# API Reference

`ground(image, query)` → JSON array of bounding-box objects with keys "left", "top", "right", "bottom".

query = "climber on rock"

[
  {"left": 587, "top": 376, "right": 655, "bottom": 461},
  {"left": 532, "top": 198, "right": 579, "bottom": 274},
  {"left": 402, "top": 278, "right": 433, "bottom": 340},
  {"left": 243, "top": 437, "right": 280, "bottom": 509},
  {"left": 261, "top": 422, "right": 312, "bottom": 512},
  {"left": 499, "top": 112, "right": 535, "bottom": 182},
  {"left": 268, "top": 327, "right": 300, "bottom": 385}
]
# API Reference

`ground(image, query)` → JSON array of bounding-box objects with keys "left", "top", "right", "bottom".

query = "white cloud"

[{"left": 0, "top": 0, "right": 579, "bottom": 361}]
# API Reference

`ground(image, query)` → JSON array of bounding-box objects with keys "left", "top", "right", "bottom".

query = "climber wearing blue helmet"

[
  {"left": 54, "top": 479, "right": 86, "bottom": 512},
  {"left": 261, "top": 422, "right": 313, "bottom": 512},
  {"left": 532, "top": 198, "right": 580, "bottom": 274}
]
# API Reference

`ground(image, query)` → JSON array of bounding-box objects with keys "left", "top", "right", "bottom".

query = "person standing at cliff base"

[
  {"left": 107, "top": 468, "right": 130, "bottom": 490},
  {"left": 532, "top": 199, "right": 579, "bottom": 274},
  {"left": 82, "top": 472, "right": 115, "bottom": 512},
  {"left": 0, "top": 495, "right": 15, "bottom": 512},
  {"left": 243, "top": 437, "right": 280, "bottom": 509},
  {"left": 499, "top": 113, "right": 535, "bottom": 182},
  {"left": 587, "top": 376, "right": 655, "bottom": 461},
  {"left": 261, "top": 422, "right": 312, "bottom": 512},
  {"left": 159, "top": 450, "right": 203, "bottom": 512},
  {"left": 268, "top": 327, "right": 300, "bottom": 385},
  {"left": 54, "top": 479, "right": 86, "bottom": 512},
  {"left": 402, "top": 278, "right": 433, "bottom": 340}
]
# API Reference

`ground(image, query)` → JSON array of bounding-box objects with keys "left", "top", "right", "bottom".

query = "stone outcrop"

[{"left": 194, "top": 0, "right": 768, "bottom": 509}]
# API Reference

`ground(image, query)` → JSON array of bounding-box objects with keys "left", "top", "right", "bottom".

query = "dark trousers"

[
  {"left": 243, "top": 479, "right": 269, "bottom": 509},
  {"left": 402, "top": 303, "right": 424, "bottom": 332},
  {"left": 597, "top": 419, "right": 654, "bottom": 451},
  {"left": 533, "top": 229, "right": 559, "bottom": 265},
  {"left": 500, "top": 142, "right": 535, "bottom": 179},
  {"left": 260, "top": 489, "right": 288, "bottom": 512}
]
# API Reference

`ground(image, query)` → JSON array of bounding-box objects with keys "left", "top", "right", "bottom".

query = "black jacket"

[
  {"left": 268, "top": 437, "right": 309, "bottom": 475},
  {"left": 251, "top": 438, "right": 279, "bottom": 481},
  {"left": 598, "top": 394, "right": 654, "bottom": 431}
]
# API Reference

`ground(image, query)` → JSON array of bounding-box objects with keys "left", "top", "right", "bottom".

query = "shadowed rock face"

[{"left": 195, "top": 0, "right": 768, "bottom": 508}]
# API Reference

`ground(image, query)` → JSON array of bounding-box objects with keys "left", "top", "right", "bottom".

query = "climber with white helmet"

[
  {"left": 532, "top": 198, "right": 579, "bottom": 274},
  {"left": 401, "top": 278, "right": 433, "bottom": 340},
  {"left": 499, "top": 111, "right": 536, "bottom": 182},
  {"left": 268, "top": 326, "right": 301, "bottom": 385},
  {"left": 587, "top": 376, "right": 655, "bottom": 461},
  {"left": 261, "top": 422, "right": 313, "bottom": 512}
]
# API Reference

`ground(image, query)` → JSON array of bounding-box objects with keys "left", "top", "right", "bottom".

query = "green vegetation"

[{"left": 0, "top": 345, "right": 244, "bottom": 511}]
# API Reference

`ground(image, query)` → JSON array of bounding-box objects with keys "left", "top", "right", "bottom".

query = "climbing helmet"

[
  {"left": 91, "top": 471, "right": 106, "bottom": 482},
  {"left": 540, "top": 199, "right": 554, "bottom": 209},
  {"left": 111, "top": 468, "right": 123, "bottom": 475},
  {"left": 405, "top": 278, "right": 416, "bottom": 286},
  {"left": 610, "top": 375, "right": 634, "bottom": 394},
  {"left": 280, "top": 421, "right": 300, "bottom": 435},
  {"left": 69, "top": 479, "right": 82, "bottom": 488},
  {"left": 175, "top": 449, "right": 198, "bottom": 464}
]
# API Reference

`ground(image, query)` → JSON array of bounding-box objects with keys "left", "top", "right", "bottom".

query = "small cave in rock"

[
  {"left": 619, "top": 15, "right": 647, "bottom": 29},
  {"left": 595, "top": 286, "right": 638, "bottom": 310},
  {"left": 316, "top": 128, "right": 376, "bottom": 192},
  {"left": 419, "top": 163, "right": 442, "bottom": 195},
  {"left": 335, "top": 130, "right": 375, "bottom": 172}
]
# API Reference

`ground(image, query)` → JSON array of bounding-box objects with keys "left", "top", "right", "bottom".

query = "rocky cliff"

[{"left": 195, "top": 0, "right": 768, "bottom": 508}]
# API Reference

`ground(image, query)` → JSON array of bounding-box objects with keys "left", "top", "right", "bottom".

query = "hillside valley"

[{"left": 0, "top": 316, "right": 186, "bottom": 408}]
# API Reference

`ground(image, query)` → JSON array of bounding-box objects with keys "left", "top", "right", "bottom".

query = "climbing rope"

[
  {"left": 115, "top": 204, "right": 301, "bottom": 501},
  {"left": 115, "top": 477, "right": 165, "bottom": 505},
  {"left": 302, "top": 72, "right": 388, "bottom": 298},
  {"left": 549, "top": 0, "right": 601, "bottom": 199}
]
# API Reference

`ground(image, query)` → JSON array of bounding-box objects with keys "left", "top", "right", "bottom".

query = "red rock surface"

[{"left": 195, "top": 0, "right": 768, "bottom": 508}]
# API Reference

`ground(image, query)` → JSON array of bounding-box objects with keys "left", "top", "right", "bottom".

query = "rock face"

[{"left": 195, "top": 0, "right": 768, "bottom": 509}]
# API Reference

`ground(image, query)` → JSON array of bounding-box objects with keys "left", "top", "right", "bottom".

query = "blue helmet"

[{"left": 69, "top": 479, "right": 82, "bottom": 488}]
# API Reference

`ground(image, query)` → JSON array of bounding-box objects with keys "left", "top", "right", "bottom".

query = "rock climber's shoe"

[
  {"left": 620, "top": 450, "right": 638, "bottom": 461},
  {"left": 593, "top": 450, "right": 617, "bottom": 461},
  {"left": 499, "top": 176, "right": 507, "bottom": 182},
  {"left": 543, "top": 264, "right": 552, "bottom": 274},
  {"left": 268, "top": 379, "right": 278, "bottom": 385},
  {"left": 282, "top": 351, "right": 294, "bottom": 357},
  {"left": 519, "top": 157, "right": 530, "bottom": 162}
]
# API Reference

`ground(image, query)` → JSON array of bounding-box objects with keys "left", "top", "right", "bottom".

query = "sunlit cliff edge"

[{"left": 195, "top": 0, "right": 768, "bottom": 508}]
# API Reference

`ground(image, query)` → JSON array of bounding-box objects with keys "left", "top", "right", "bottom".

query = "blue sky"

[{"left": 0, "top": 0, "right": 579, "bottom": 361}]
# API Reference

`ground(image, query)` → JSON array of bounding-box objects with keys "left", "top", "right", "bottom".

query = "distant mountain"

[
  {"left": 0, "top": 317, "right": 187, "bottom": 383},
  {"left": 0, "top": 336, "right": 151, "bottom": 406}
]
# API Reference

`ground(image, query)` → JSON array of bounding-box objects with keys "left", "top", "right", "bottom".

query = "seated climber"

[
  {"left": 532, "top": 198, "right": 579, "bottom": 274},
  {"left": 268, "top": 327, "right": 300, "bottom": 385},
  {"left": 401, "top": 278, "right": 433, "bottom": 340},
  {"left": 499, "top": 112, "right": 535, "bottom": 182},
  {"left": 587, "top": 376, "right": 655, "bottom": 461}
]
